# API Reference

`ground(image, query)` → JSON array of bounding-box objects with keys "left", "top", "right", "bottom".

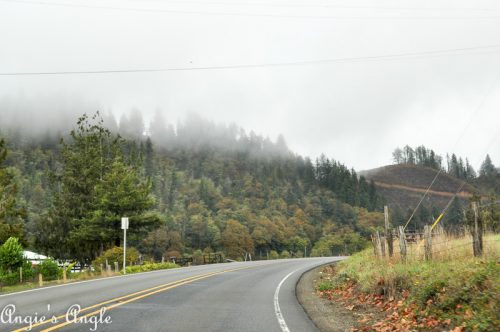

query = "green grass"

[
  {"left": 326, "top": 234, "right": 499, "bottom": 331},
  {"left": 123, "top": 262, "right": 179, "bottom": 274}
]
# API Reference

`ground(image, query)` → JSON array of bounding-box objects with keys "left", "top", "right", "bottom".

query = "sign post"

[{"left": 121, "top": 217, "right": 129, "bottom": 274}]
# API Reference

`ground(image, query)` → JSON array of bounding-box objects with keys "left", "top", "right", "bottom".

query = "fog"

[{"left": 1, "top": 0, "right": 500, "bottom": 170}]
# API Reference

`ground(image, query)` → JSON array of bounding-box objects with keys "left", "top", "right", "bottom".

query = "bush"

[
  {"left": 93, "top": 246, "right": 140, "bottom": 271},
  {"left": 37, "top": 259, "right": 60, "bottom": 280},
  {"left": 0, "top": 261, "right": 34, "bottom": 285},
  {"left": 192, "top": 249, "right": 203, "bottom": 265},
  {"left": 124, "top": 262, "right": 178, "bottom": 274},
  {"left": 21, "top": 260, "right": 35, "bottom": 280},
  {"left": 0, "top": 237, "right": 24, "bottom": 273},
  {"left": 280, "top": 250, "right": 290, "bottom": 259},
  {"left": 269, "top": 250, "right": 279, "bottom": 260},
  {"left": 0, "top": 272, "right": 19, "bottom": 286}
]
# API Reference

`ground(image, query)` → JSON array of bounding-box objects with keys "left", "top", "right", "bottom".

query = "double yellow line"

[{"left": 14, "top": 266, "right": 250, "bottom": 332}]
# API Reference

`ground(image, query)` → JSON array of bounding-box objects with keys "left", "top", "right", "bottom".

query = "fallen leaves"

[{"left": 317, "top": 269, "right": 458, "bottom": 332}]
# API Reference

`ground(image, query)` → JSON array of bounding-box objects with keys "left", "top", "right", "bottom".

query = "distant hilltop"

[{"left": 359, "top": 164, "right": 477, "bottom": 211}]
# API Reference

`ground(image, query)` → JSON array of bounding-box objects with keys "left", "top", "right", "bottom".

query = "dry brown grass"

[{"left": 388, "top": 231, "right": 499, "bottom": 263}]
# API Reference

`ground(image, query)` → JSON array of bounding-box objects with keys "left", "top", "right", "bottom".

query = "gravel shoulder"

[{"left": 296, "top": 264, "right": 357, "bottom": 332}]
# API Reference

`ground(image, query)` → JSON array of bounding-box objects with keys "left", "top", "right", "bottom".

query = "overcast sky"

[{"left": 1, "top": 0, "right": 500, "bottom": 170}]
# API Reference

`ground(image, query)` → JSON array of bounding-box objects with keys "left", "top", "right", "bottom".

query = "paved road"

[{"left": 0, "top": 257, "right": 342, "bottom": 332}]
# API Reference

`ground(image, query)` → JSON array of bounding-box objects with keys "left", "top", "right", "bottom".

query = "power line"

[
  {"left": 2, "top": 0, "right": 500, "bottom": 19},
  {"left": 2, "top": 44, "right": 500, "bottom": 76},
  {"left": 403, "top": 72, "right": 500, "bottom": 231},
  {"left": 403, "top": 169, "right": 443, "bottom": 230},
  {"left": 104, "top": 0, "right": 500, "bottom": 12},
  {"left": 430, "top": 125, "right": 500, "bottom": 230}
]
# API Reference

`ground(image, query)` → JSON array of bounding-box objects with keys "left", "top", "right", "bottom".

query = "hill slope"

[
  {"left": 0, "top": 113, "right": 384, "bottom": 263},
  {"left": 360, "top": 164, "right": 477, "bottom": 218}
]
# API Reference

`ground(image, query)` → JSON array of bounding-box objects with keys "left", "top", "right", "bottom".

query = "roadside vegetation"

[
  {"left": 317, "top": 233, "right": 500, "bottom": 331},
  {"left": 0, "top": 237, "right": 180, "bottom": 293},
  {"left": 124, "top": 262, "right": 178, "bottom": 274}
]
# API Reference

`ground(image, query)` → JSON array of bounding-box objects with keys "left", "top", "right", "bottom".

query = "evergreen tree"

[
  {"left": 479, "top": 154, "right": 497, "bottom": 177},
  {"left": 47, "top": 113, "right": 158, "bottom": 263},
  {"left": 465, "top": 158, "right": 476, "bottom": 180},
  {"left": 0, "top": 138, "right": 26, "bottom": 244},
  {"left": 144, "top": 137, "right": 154, "bottom": 178},
  {"left": 445, "top": 197, "right": 464, "bottom": 227},
  {"left": 403, "top": 145, "right": 415, "bottom": 164}
]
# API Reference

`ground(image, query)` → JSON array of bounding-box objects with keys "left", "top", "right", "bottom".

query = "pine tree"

[
  {"left": 47, "top": 113, "right": 158, "bottom": 263},
  {"left": 450, "top": 154, "right": 459, "bottom": 178},
  {"left": 144, "top": 137, "right": 154, "bottom": 178},
  {"left": 445, "top": 197, "right": 464, "bottom": 227},
  {"left": 479, "top": 154, "right": 497, "bottom": 177},
  {"left": 0, "top": 138, "right": 26, "bottom": 244},
  {"left": 91, "top": 157, "right": 159, "bottom": 248},
  {"left": 465, "top": 158, "right": 476, "bottom": 180}
]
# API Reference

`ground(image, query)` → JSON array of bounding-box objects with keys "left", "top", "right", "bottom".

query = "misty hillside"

[
  {"left": 0, "top": 112, "right": 384, "bottom": 263},
  {"left": 360, "top": 163, "right": 500, "bottom": 231},
  {"left": 360, "top": 163, "right": 473, "bottom": 209}
]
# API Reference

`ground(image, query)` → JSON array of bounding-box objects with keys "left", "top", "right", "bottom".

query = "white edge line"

[
  {"left": 0, "top": 267, "right": 182, "bottom": 298},
  {"left": 0, "top": 262, "right": 246, "bottom": 298},
  {"left": 274, "top": 270, "right": 296, "bottom": 332},
  {"left": 0, "top": 260, "right": 272, "bottom": 298}
]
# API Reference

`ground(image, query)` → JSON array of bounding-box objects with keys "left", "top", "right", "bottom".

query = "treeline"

[
  {"left": 392, "top": 145, "right": 496, "bottom": 182},
  {"left": 0, "top": 112, "right": 384, "bottom": 264}
]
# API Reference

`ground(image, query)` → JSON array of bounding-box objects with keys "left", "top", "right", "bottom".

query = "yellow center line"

[
  {"left": 13, "top": 265, "right": 257, "bottom": 332},
  {"left": 12, "top": 271, "right": 220, "bottom": 332}
]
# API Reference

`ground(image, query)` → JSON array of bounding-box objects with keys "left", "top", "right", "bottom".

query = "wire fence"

[{"left": 371, "top": 225, "right": 499, "bottom": 262}]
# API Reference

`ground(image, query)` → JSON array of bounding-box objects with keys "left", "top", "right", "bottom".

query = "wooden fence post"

[
  {"left": 398, "top": 226, "right": 407, "bottom": 262},
  {"left": 371, "top": 234, "right": 378, "bottom": 256},
  {"left": 19, "top": 266, "right": 23, "bottom": 283},
  {"left": 424, "top": 225, "right": 432, "bottom": 261},
  {"left": 38, "top": 273, "right": 43, "bottom": 287},
  {"left": 63, "top": 267, "right": 67, "bottom": 283},
  {"left": 384, "top": 206, "right": 393, "bottom": 257},
  {"left": 472, "top": 202, "right": 483, "bottom": 257},
  {"left": 378, "top": 231, "right": 386, "bottom": 257}
]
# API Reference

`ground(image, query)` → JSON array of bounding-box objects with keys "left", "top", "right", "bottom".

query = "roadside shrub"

[
  {"left": 0, "top": 272, "right": 19, "bottom": 286},
  {"left": 21, "top": 260, "right": 35, "bottom": 280},
  {"left": 93, "top": 246, "right": 140, "bottom": 271},
  {"left": 280, "top": 250, "right": 290, "bottom": 259},
  {"left": 269, "top": 250, "right": 279, "bottom": 260},
  {"left": 192, "top": 249, "right": 203, "bottom": 265},
  {"left": 37, "top": 259, "right": 60, "bottom": 280},
  {"left": 124, "top": 262, "right": 178, "bottom": 274},
  {"left": 0, "top": 237, "right": 24, "bottom": 273}
]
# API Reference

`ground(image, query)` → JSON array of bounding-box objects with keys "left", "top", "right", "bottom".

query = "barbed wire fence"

[{"left": 371, "top": 205, "right": 499, "bottom": 262}]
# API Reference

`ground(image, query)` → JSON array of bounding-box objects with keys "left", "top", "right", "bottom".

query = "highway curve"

[{"left": 0, "top": 257, "right": 342, "bottom": 332}]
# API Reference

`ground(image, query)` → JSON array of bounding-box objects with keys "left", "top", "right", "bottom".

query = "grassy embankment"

[{"left": 318, "top": 233, "right": 499, "bottom": 331}]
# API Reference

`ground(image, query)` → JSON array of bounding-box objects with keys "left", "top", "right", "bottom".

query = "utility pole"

[{"left": 122, "top": 217, "right": 129, "bottom": 274}]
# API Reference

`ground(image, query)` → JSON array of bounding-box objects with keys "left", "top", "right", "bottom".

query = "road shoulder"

[{"left": 296, "top": 264, "right": 357, "bottom": 332}]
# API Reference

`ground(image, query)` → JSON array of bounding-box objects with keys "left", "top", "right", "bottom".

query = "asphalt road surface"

[{"left": 0, "top": 257, "right": 342, "bottom": 332}]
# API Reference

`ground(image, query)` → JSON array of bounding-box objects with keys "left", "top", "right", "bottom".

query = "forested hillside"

[
  {"left": 362, "top": 145, "right": 499, "bottom": 231},
  {"left": 0, "top": 112, "right": 384, "bottom": 264}
]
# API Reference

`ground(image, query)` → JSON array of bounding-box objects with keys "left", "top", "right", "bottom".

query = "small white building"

[{"left": 23, "top": 250, "right": 48, "bottom": 265}]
